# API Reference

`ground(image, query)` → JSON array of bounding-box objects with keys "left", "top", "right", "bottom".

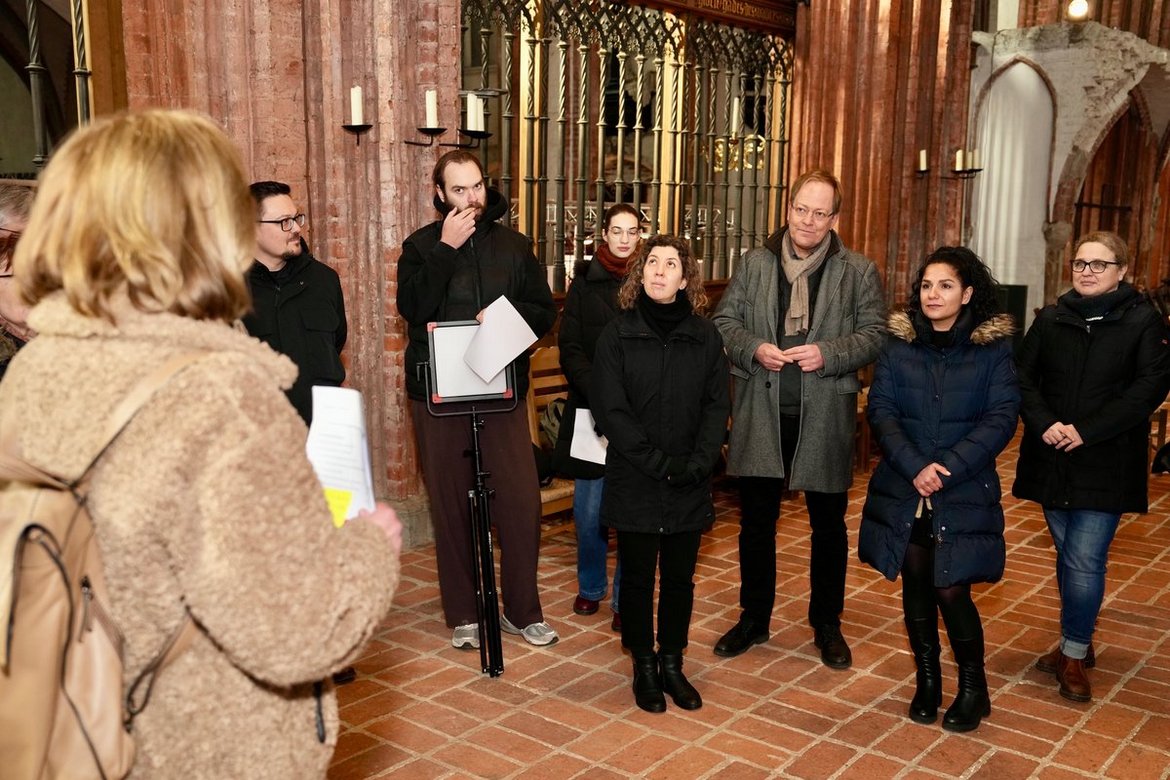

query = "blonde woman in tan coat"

[{"left": 1, "top": 110, "right": 402, "bottom": 778}]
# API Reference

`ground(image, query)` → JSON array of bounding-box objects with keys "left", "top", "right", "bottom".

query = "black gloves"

[{"left": 664, "top": 456, "right": 704, "bottom": 488}]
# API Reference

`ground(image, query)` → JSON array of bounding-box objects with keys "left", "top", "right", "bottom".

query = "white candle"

[
  {"left": 731, "top": 97, "right": 740, "bottom": 133},
  {"left": 349, "top": 86, "right": 363, "bottom": 126},
  {"left": 954, "top": 149, "right": 965, "bottom": 171},
  {"left": 425, "top": 89, "right": 439, "bottom": 129},
  {"left": 474, "top": 95, "right": 485, "bottom": 132},
  {"left": 918, "top": 149, "right": 927, "bottom": 172},
  {"left": 970, "top": 149, "right": 981, "bottom": 170},
  {"left": 465, "top": 92, "right": 476, "bottom": 130}
]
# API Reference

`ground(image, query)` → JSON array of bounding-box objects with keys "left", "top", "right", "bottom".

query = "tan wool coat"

[{"left": 0, "top": 294, "right": 399, "bottom": 779}]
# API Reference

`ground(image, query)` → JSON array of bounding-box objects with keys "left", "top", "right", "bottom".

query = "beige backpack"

[{"left": 0, "top": 353, "right": 204, "bottom": 779}]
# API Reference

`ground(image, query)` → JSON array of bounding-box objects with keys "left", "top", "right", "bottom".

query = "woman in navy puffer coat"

[{"left": 859, "top": 247, "right": 1019, "bottom": 734}]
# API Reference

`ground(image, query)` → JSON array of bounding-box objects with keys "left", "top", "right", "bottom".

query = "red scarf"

[{"left": 594, "top": 242, "right": 632, "bottom": 278}]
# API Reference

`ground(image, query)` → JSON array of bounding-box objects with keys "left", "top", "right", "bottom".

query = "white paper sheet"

[
  {"left": 569, "top": 408, "right": 609, "bottom": 465},
  {"left": 465, "top": 296, "right": 538, "bottom": 383},
  {"left": 432, "top": 323, "right": 509, "bottom": 399},
  {"left": 305, "top": 386, "right": 376, "bottom": 527}
]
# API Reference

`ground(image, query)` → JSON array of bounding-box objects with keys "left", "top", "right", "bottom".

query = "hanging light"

[{"left": 1067, "top": 0, "right": 1090, "bottom": 21}]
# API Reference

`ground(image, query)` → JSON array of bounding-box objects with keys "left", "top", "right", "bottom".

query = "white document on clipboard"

[
  {"left": 465, "top": 296, "right": 538, "bottom": 383},
  {"left": 431, "top": 323, "right": 509, "bottom": 398}
]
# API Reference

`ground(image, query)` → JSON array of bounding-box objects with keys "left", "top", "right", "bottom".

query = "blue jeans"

[
  {"left": 1043, "top": 508, "right": 1121, "bottom": 659},
  {"left": 575, "top": 477, "right": 619, "bottom": 611}
]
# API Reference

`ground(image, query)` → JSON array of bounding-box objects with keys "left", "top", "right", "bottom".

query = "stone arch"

[{"left": 969, "top": 58, "right": 1055, "bottom": 325}]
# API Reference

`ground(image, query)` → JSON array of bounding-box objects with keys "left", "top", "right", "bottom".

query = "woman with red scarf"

[{"left": 556, "top": 204, "right": 643, "bottom": 631}]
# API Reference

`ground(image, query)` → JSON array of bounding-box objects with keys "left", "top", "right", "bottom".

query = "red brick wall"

[
  {"left": 789, "top": 0, "right": 974, "bottom": 306},
  {"left": 119, "top": 0, "right": 464, "bottom": 545}
]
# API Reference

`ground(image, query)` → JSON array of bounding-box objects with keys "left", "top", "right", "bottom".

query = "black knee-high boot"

[
  {"left": 632, "top": 652, "right": 666, "bottom": 713},
  {"left": 659, "top": 653, "right": 702, "bottom": 710},
  {"left": 942, "top": 634, "right": 991, "bottom": 732},
  {"left": 905, "top": 617, "right": 942, "bottom": 724}
]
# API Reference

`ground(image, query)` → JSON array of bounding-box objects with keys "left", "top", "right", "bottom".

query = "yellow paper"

[{"left": 323, "top": 487, "right": 353, "bottom": 528}]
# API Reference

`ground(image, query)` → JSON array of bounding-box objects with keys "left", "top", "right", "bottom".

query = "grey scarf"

[{"left": 780, "top": 232, "right": 831, "bottom": 336}]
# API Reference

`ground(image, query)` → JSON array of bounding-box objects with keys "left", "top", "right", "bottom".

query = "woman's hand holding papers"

[{"left": 359, "top": 502, "right": 403, "bottom": 558}]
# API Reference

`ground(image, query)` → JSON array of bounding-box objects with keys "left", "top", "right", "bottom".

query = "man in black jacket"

[
  {"left": 243, "top": 181, "right": 346, "bottom": 424},
  {"left": 398, "top": 151, "right": 558, "bottom": 652}
]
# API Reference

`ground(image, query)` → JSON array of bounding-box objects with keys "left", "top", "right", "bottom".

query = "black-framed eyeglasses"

[
  {"left": 256, "top": 214, "right": 306, "bottom": 232},
  {"left": 1071, "top": 259, "right": 1121, "bottom": 274}
]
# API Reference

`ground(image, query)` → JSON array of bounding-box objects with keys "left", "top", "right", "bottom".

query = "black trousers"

[
  {"left": 617, "top": 529, "right": 703, "bottom": 655},
  {"left": 736, "top": 414, "right": 848, "bottom": 629},
  {"left": 409, "top": 400, "right": 544, "bottom": 629}
]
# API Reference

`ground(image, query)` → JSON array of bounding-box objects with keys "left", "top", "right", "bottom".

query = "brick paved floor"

[{"left": 328, "top": 442, "right": 1170, "bottom": 779}]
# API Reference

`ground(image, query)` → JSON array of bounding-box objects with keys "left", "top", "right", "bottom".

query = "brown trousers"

[{"left": 410, "top": 399, "right": 544, "bottom": 628}]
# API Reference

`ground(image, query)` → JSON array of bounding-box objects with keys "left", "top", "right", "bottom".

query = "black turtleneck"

[{"left": 636, "top": 288, "right": 692, "bottom": 340}]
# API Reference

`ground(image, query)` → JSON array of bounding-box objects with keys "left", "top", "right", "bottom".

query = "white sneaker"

[
  {"left": 451, "top": 623, "right": 480, "bottom": 650},
  {"left": 500, "top": 615, "right": 559, "bottom": 646}
]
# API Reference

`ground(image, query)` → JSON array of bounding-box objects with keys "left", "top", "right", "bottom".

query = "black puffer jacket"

[
  {"left": 859, "top": 310, "right": 1019, "bottom": 586},
  {"left": 1013, "top": 283, "right": 1170, "bottom": 513},
  {"left": 554, "top": 259, "right": 623, "bottom": 479},
  {"left": 398, "top": 188, "right": 556, "bottom": 401},
  {"left": 591, "top": 296, "right": 730, "bottom": 534},
  {"left": 243, "top": 247, "right": 346, "bottom": 423}
]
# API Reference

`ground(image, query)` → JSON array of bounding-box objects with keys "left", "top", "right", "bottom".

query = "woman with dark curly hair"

[
  {"left": 591, "top": 234, "right": 729, "bottom": 713},
  {"left": 859, "top": 246, "right": 1019, "bottom": 732}
]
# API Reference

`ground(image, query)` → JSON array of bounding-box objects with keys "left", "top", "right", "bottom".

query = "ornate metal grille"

[{"left": 460, "top": 0, "right": 793, "bottom": 289}]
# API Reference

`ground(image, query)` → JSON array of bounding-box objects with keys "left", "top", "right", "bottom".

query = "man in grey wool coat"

[{"left": 711, "top": 169, "right": 886, "bottom": 669}]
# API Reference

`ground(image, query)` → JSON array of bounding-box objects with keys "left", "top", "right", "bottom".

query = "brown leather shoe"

[
  {"left": 1056, "top": 652, "right": 1092, "bottom": 702},
  {"left": 1036, "top": 643, "right": 1095, "bottom": 674},
  {"left": 573, "top": 596, "right": 600, "bottom": 615}
]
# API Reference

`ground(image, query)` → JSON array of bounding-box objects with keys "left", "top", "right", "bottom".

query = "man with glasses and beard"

[
  {"left": 712, "top": 169, "right": 886, "bottom": 669},
  {"left": 243, "top": 181, "right": 347, "bottom": 424}
]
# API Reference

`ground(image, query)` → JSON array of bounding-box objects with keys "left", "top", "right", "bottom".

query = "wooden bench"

[{"left": 527, "top": 346, "right": 575, "bottom": 518}]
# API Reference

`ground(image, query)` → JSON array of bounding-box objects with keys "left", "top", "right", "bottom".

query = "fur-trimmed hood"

[{"left": 887, "top": 309, "right": 1015, "bottom": 346}]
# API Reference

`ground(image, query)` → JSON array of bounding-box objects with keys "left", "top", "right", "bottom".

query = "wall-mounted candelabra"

[
  {"left": 440, "top": 91, "right": 493, "bottom": 149},
  {"left": 914, "top": 148, "right": 984, "bottom": 179}
]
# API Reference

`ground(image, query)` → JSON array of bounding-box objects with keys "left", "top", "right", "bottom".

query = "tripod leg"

[
  {"left": 467, "top": 489, "right": 489, "bottom": 674},
  {"left": 474, "top": 488, "right": 504, "bottom": 676},
  {"left": 465, "top": 409, "right": 504, "bottom": 676}
]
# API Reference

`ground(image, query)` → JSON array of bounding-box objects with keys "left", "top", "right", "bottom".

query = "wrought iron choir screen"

[{"left": 460, "top": 0, "right": 795, "bottom": 292}]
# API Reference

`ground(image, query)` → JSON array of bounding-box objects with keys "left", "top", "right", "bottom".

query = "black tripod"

[
  {"left": 465, "top": 408, "right": 504, "bottom": 676},
  {"left": 423, "top": 360, "right": 515, "bottom": 677}
]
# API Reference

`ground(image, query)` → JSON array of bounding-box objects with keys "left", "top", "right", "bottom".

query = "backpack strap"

[
  {"left": 124, "top": 614, "right": 199, "bottom": 729},
  {"left": 75, "top": 350, "right": 213, "bottom": 489}
]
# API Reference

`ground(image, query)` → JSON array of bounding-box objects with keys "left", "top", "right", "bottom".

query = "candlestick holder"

[
  {"left": 441, "top": 129, "right": 492, "bottom": 150},
  {"left": 405, "top": 127, "right": 447, "bottom": 147},
  {"left": 943, "top": 166, "right": 983, "bottom": 180},
  {"left": 342, "top": 123, "right": 373, "bottom": 146}
]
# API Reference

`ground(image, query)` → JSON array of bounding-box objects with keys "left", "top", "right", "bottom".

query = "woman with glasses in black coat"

[{"left": 1013, "top": 231, "right": 1170, "bottom": 703}]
